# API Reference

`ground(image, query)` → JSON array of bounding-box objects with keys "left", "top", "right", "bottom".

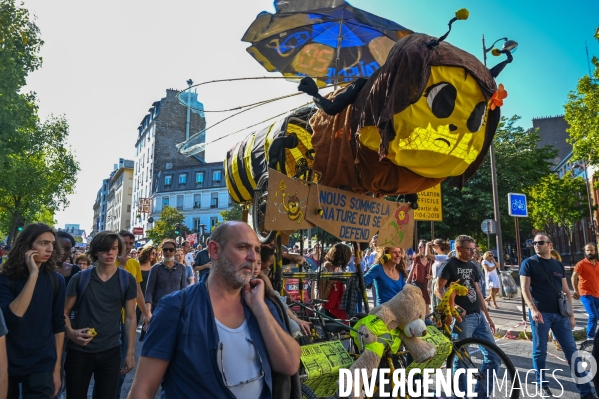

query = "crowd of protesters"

[{"left": 0, "top": 221, "right": 598, "bottom": 399}]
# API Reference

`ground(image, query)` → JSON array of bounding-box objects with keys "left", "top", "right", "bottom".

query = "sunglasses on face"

[
  {"left": 460, "top": 247, "right": 476, "bottom": 252},
  {"left": 533, "top": 241, "right": 549, "bottom": 246},
  {"left": 163, "top": 247, "right": 175, "bottom": 252}
]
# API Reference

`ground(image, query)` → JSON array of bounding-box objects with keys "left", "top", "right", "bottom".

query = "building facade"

[
  {"left": 101, "top": 159, "right": 135, "bottom": 232},
  {"left": 526, "top": 115, "right": 598, "bottom": 263},
  {"left": 91, "top": 178, "right": 110, "bottom": 237},
  {"left": 148, "top": 161, "right": 231, "bottom": 242},
  {"left": 130, "top": 87, "right": 232, "bottom": 239},
  {"left": 533, "top": 115, "right": 572, "bottom": 165}
]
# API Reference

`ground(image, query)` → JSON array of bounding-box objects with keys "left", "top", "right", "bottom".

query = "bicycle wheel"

[
  {"left": 446, "top": 337, "right": 518, "bottom": 399},
  {"left": 251, "top": 173, "right": 276, "bottom": 244},
  {"left": 301, "top": 383, "right": 319, "bottom": 399}
]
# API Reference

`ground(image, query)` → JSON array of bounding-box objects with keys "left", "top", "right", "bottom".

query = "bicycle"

[{"left": 346, "top": 283, "right": 519, "bottom": 399}]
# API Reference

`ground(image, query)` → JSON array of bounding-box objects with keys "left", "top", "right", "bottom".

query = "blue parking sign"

[{"left": 508, "top": 193, "right": 528, "bottom": 217}]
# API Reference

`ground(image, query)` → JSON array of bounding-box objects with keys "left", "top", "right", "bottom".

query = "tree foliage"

[
  {"left": 220, "top": 203, "right": 243, "bottom": 222},
  {"left": 0, "top": 0, "right": 43, "bottom": 159},
  {"left": 0, "top": 116, "right": 79, "bottom": 243},
  {"left": 418, "top": 115, "right": 557, "bottom": 248},
  {"left": 0, "top": 1, "right": 80, "bottom": 243},
  {"left": 527, "top": 172, "right": 588, "bottom": 254},
  {"left": 565, "top": 28, "right": 599, "bottom": 165},
  {"left": 147, "top": 206, "right": 188, "bottom": 243}
]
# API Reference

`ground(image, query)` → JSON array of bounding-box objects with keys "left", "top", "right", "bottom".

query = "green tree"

[
  {"left": 0, "top": 116, "right": 79, "bottom": 243},
  {"left": 527, "top": 172, "right": 588, "bottom": 255},
  {"left": 565, "top": 28, "right": 599, "bottom": 164},
  {"left": 220, "top": 203, "right": 243, "bottom": 222},
  {"left": 147, "top": 206, "right": 187, "bottom": 243},
  {"left": 0, "top": 0, "right": 43, "bottom": 159},
  {"left": 0, "top": 1, "right": 80, "bottom": 242},
  {"left": 418, "top": 115, "right": 557, "bottom": 247}
]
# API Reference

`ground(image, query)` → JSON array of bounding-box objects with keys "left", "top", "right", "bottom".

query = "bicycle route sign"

[{"left": 508, "top": 193, "right": 528, "bottom": 217}]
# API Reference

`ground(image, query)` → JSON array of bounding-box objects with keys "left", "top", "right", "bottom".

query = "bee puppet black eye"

[
  {"left": 425, "top": 82, "right": 457, "bottom": 119},
  {"left": 467, "top": 101, "right": 487, "bottom": 132}
]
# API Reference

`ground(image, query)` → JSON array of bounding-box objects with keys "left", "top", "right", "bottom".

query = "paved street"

[{"left": 495, "top": 336, "right": 594, "bottom": 398}]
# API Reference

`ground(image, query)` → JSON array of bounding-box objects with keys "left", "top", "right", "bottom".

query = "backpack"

[{"left": 73, "top": 267, "right": 130, "bottom": 311}]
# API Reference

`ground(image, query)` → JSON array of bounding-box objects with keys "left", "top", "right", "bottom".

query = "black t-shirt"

[
  {"left": 194, "top": 249, "right": 211, "bottom": 279},
  {"left": 64, "top": 263, "right": 81, "bottom": 288},
  {"left": 438, "top": 257, "right": 482, "bottom": 315},
  {"left": 66, "top": 268, "right": 137, "bottom": 353},
  {"left": 519, "top": 255, "right": 564, "bottom": 314}
]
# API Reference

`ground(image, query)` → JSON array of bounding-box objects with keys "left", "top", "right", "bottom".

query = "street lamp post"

[
  {"left": 482, "top": 35, "right": 518, "bottom": 267},
  {"left": 185, "top": 79, "right": 193, "bottom": 150}
]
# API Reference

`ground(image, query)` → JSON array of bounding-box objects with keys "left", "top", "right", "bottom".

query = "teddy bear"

[{"left": 347, "top": 285, "right": 436, "bottom": 397}]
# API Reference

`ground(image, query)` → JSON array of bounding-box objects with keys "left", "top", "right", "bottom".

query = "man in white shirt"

[{"left": 182, "top": 241, "right": 195, "bottom": 267}]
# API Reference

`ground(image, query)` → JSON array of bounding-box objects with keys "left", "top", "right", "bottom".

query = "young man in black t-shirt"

[
  {"left": 64, "top": 232, "right": 137, "bottom": 399},
  {"left": 436, "top": 234, "right": 497, "bottom": 398},
  {"left": 521, "top": 234, "right": 595, "bottom": 399}
]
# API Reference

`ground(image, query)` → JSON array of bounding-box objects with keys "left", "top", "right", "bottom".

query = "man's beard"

[
  {"left": 586, "top": 254, "right": 597, "bottom": 260},
  {"left": 213, "top": 255, "right": 253, "bottom": 289},
  {"left": 163, "top": 256, "right": 175, "bottom": 262}
]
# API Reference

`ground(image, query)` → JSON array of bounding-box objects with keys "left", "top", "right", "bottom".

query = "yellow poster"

[
  {"left": 300, "top": 340, "right": 353, "bottom": 397},
  {"left": 406, "top": 326, "right": 452, "bottom": 372},
  {"left": 414, "top": 184, "right": 443, "bottom": 221}
]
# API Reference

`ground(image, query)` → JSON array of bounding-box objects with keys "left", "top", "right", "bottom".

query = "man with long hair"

[
  {"left": 129, "top": 221, "right": 300, "bottom": 399},
  {"left": 0, "top": 223, "right": 66, "bottom": 398},
  {"left": 63, "top": 231, "right": 137, "bottom": 399}
]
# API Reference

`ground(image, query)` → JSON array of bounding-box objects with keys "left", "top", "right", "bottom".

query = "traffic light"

[
  {"left": 16, "top": 217, "right": 25, "bottom": 232},
  {"left": 175, "top": 223, "right": 181, "bottom": 236}
]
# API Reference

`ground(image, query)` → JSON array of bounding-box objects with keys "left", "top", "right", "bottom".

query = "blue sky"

[{"left": 22, "top": 0, "right": 599, "bottom": 231}]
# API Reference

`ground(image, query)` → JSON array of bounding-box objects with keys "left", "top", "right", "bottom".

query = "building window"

[
  {"left": 210, "top": 217, "right": 218, "bottom": 231},
  {"left": 163, "top": 197, "right": 169, "bottom": 207},
  {"left": 127, "top": 205, "right": 131, "bottom": 212},
  {"left": 210, "top": 192, "right": 218, "bottom": 208},
  {"left": 179, "top": 174, "right": 187, "bottom": 185},
  {"left": 193, "top": 219, "right": 203, "bottom": 234},
  {"left": 177, "top": 195, "right": 184, "bottom": 210},
  {"left": 194, "top": 194, "right": 201, "bottom": 209},
  {"left": 213, "top": 170, "right": 221, "bottom": 186},
  {"left": 165, "top": 175, "right": 172, "bottom": 187},
  {"left": 195, "top": 172, "right": 204, "bottom": 187}
]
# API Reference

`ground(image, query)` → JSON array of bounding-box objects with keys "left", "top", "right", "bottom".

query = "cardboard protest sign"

[
  {"left": 305, "top": 184, "right": 400, "bottom": 242},
  {"left": 377, "top": 203, "right": 415, "bottom": 248},
  {"left": 264, "top": 169, "right": 315, "bottom": 231}
]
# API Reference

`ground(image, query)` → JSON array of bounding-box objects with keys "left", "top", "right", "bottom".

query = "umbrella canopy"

[{"left": 242, "top": 0, "right": 412, "bottom": 86}]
